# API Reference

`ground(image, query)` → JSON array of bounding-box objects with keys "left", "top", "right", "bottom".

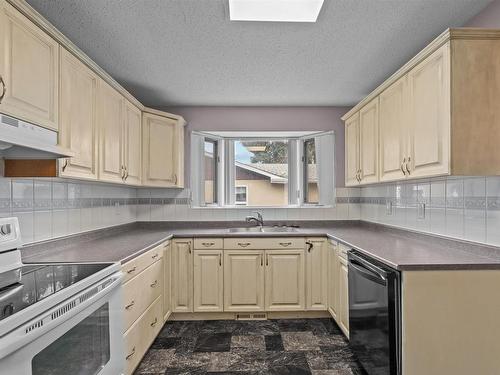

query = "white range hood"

[{"left": 0, "top": 114, "right": 73, "bottom": 159}]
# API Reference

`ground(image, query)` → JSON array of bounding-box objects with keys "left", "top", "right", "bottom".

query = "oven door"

[{"left": 0, "top": 272, "right": 124, "bottom": 375}]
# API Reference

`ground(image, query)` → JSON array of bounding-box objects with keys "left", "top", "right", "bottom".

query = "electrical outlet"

[
  {"left": 417, "top": 203, "right": 426, "bottom": 219},
  {"left": 386, "top": 200, "right": 393, "bottom": 216}
]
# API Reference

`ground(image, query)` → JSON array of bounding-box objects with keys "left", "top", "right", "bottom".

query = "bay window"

[{"left": 191, "top": 131, "right": 334, "bottom": 208}]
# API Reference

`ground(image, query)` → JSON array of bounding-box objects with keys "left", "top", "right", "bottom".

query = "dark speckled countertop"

[{"left": 21, "top": 221, "right": 500, "bottom": 271}]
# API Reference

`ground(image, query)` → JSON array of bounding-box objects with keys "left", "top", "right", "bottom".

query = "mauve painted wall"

[
  {"left": 466, "top": 0, "right": 500, "bottom": 27},
  {"left": 164, "top": 106, "right": 351, "bottom": 188}
]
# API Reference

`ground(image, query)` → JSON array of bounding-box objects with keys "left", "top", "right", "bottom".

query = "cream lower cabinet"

[
  {"left": 121, "top": 244, "right": 165, "bottom": 375},
  {"left": 224, "top": 250, "right": 265, "bottom": 312},
  {"left": 58, "top": 47, "right": 98, "bottom": 180},
  {"left": 193, "top": 249, "right": 224, "bottom": 312},
  {"left": 163, "top": 241, "right": 172, "bottom": 321},
  {"left": 327, "top": 239, "right": 339, "bottom": 321},
  {"left": 142, "top": 110, "right": 185, "bottom": 188},
  {"left": 171, "top": 239, "right": 193, "bottom": 313},
  {"left": 265, "top": 249, "right": 305, "bottom": 311},
  {"left": 338, "top": 248, "right": 349, "bottom": 338},
  {"left": 305, "top": 238, "right": 328, "bottom": 310},
  {"left": 0, "top": 0, "right": 59, "bottom": 130}
]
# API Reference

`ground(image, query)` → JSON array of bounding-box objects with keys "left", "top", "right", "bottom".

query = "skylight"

[{"left": 228, "top": 0, "right": 325, "bottom": 22}]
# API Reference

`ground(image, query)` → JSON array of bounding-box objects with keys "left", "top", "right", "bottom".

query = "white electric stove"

[{"left": 0, "top": 217, "right": 125, "bottom": 375}]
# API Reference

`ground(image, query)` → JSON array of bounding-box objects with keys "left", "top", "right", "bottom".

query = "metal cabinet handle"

[
  {"left": 126, "top": 266, "right": 137, "bottom": 274},
  {"left": 124, "top": 166, "right": 128, "bottom": 180},
  {"left": 238, "top": 242, "right": 251, "bottom": 247},
  {"left": 150, "top": 280, "right": 158, "bottom": 288},
  {"left": 62, "top": 159, "right": 69, "bottom": 172},
  {"left": 150, "top": 317, "right": 158, "bottom": 327},
  {"left": 405, "top": 157, "right": 411, "bottom": 175},
  {"left": 188, "top": 243, "right": 192, "bottom": 254},
  {"left": 126, "top": 347, "right": 136, "bottom": 360},
  {"left": 152, "top": 253, "right": 159, "bottom": 259},
  {"left": 219, "top": 253, "right": 222, "bottom": 266},
  {"left": 260, "top": 253, "right": 263, "bottom": 266},
  {"left": 401, "top": 158, "right": 407, "bottom": 176},
  {"left": 266, "top": 254, "right": 269, "bottom": 266},
  {"left": 174, "top": 174, "right": 178, "bottom": 185},
  {"left": 306, "top": 241, "right": 313, "bottom": 252},
  {"left": 0, "top": 75, "right": 6, "bottom": 104},
  {"left": 121, "top": 165, "right": 124, "bottom": 180},
  {"left": 125, "top": 300, "right": 135, "bottom": 310},
  {"left": 279, "top": 242, "right": 292, "bottom": 247},
  {"left": 202, "top": 242, "right": 215, "bottom": 247}
]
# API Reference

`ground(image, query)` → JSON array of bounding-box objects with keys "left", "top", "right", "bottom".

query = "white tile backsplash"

[{"left": 360, "top": 176, "right": 500, "bottom": 247}]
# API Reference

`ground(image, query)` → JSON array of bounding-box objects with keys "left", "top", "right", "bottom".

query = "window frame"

[
  {"left": 204, "top": 138, "right": 219, "bottom": 206},
  {"left": 191, "top": 131, "right": 334, "bottom": 208},
  {"left": 302, "top": 138, "right": 319, "bottom": 205}
]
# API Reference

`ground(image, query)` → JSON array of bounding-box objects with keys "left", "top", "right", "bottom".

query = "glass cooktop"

[{"left": 0, "top": 263, "right": 112, "bottom": 321}]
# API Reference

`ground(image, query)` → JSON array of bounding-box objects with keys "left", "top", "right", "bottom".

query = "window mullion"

[{"left": 225, "top": 140, "right": 235, "bottom": 206}]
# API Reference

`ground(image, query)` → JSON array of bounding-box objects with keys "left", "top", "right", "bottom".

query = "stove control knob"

[{"left": 0, "top": 224, "right": 11, "bottom": 235}]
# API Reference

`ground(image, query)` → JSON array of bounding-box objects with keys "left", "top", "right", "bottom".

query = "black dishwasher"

[{"left": 348, "top": 250, "right": 401, "bottom": 375}]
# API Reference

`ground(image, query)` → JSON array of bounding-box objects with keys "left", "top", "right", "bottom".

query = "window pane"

[
  {"left": 304, "top": 139, "right": 318, "bottom": 204},
  {"left": 204, "top": 140, "right": 217, "bottom": 204},
  {"left": 235, "top": 186, "right": 247, "bottom": 205},
  {"left": 234, "top": 140, "right": 288, "bottom": 207}
]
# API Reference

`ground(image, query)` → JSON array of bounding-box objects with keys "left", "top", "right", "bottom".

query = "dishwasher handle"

[{"left": 348, "top": 251, "right": 389, "bottom": 284}]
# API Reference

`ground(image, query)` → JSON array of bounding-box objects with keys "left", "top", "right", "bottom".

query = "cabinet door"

[
  {"left": 407, "top": 42, "right": 450, "bottom": 179},
  {"left": 224, "top": 250, "right": 265, "bottom": 312},
  {"left": 265, "top": 249, "right": 305, "bottom": 311},
  {"left": 171, "top": 239, "right": 193, "bottom": 313},
  {"left": 305, "top": 238, "right": 328, "bottom": 310},
  {"left": 193, "top": 250, "right": 223, "bottom": 312},
  {"left": 59, "top": 47, "right": 98, "bottom": 180},
  {"left": 327, "top": 241, "right": 339, "bottom": 321},
  {"left": 142, "top": 112, "right": 184, "bottom": 187},
  {"left": 379, "top": 76, "right": 407, "bottom": 182},
  {"left": 123, "top": 100, "right": 142, "bottom": 185},
  {"left": 163, "top": 242, "right": 172, "bottom": 321},
  {"left": 359, "top": 98, "right": 379, "bottom": 184},
  {"left": 345, "top": 113, "right": 360, "bottom": 186},
  {"left": 98, "top": 79, "right": 123, "bottom": 183},
  {"left": 338, "top": 256, "right": 349, "bottom": 337},
  {"left": 0, "top": 1, "right": 59, "bottom": 130}
]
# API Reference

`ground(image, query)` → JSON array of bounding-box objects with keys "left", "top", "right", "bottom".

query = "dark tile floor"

[{"left": 134, "top": 318, "right": 367, "bottom": 375}]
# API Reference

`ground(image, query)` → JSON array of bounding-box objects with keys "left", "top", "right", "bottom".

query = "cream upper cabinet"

[
  {"left": 98, "top": 79, "right": 124, "bottom": 183},
  {"left": 265, "top": 249, "right": 305, "bottom": 311},
  {"left": 305, "top": 238, "right": 328, "bottom": 311},
  {"left": 407, "top": 42, "right": 450, "bottom": 179},
  {"left": 0, "top": 0, "right": 59, "bottom": 130},
  {"left": 379, "top": 76, "right": 408, "bottom": 182},
  {"left": 343, "top": 30, "right": 500, "bottom": 182},
  {"left": 58, "top": 47, "right": 98, "bottom": 180},
  {"left": 338, "top": 254, "right": 349, "bottom": 337},
  {"left": 193, "top": 249, "right": 224, "bottom": 312},
  {"left": 171, "top": 239, "right": 193, "bottom": 313},
  {"left": 327, "top": 240, "right": 339, "bottom": 321},
  {"left": 359, "top": 98, "right": 379, "bottom": 184},
  {"left": 123, "top": 100, "right": 142, "bottom": 185},
  {"left": 345, "top": 113, "right": 360, "bottom": 187},
  {"left": 142, "top": 110, "right": 185, "bottom": 188},
  {"left": 224, "top": 250, "right": 265, "bottom": 312}
]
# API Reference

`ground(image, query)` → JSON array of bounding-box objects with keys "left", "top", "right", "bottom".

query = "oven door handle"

[{"left": 349, "top": 259, "right": 387, "bottom": 285}]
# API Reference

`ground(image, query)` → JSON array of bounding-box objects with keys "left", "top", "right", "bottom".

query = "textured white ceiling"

[{"left": 26, "top": 0, "right": 491, "bottom": 107}]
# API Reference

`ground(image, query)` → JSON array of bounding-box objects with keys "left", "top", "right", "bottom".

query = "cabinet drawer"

[
  {"left": 122, "top": 259, "right": 163, "bottom": 331},
  {"left": 123, "top": 296, "right": 163, "bottom": 375},
  {"left": 224, "top": 237, "right": 305, "bottom": 250},
  {"left": 122, "top": 242, "right": 166, "bottom": 283},
  {"left": 194, "top": 238, "right": 223, "bottom": 250}
]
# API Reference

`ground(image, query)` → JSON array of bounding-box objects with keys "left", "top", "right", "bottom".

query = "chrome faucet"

[{"left": 246, "top": 211, "right": 264, "bottom": 228}]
